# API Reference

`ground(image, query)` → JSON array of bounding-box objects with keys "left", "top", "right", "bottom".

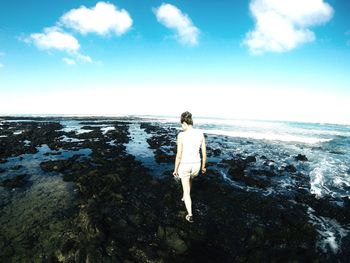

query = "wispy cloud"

[
  {"left": 26, "top": 27, "right": 80, "bottom": 52},
  {"left": 243, "top": 0, "right": 334, "bottom": 54},
  {"left": 346, "top": 30, "right": 350, "bottom": 46},
  {"left": 0, "top": 52, "right": 4, "bottom": 68},
  {"left": 154, "top": 3, "right": 199, "bottom": 46},
  {"left": 60, "top": 1, "right": 133, "bottom": 36},
  {"left": 62, "top": 57, "right": 76, "bottom": 66}
]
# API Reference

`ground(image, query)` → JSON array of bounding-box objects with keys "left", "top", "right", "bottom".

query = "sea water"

[{"left": 152, "top": 116, "right": 350, "bottom": 199}]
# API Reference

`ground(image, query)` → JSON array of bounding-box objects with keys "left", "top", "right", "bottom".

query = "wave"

[{"left": 203, "top": 129, "right": 331, "bottom": 144}]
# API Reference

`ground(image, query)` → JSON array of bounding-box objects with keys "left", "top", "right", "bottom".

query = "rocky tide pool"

[{"left": 0, "top": 116, "right": 349, "bottom": 262}]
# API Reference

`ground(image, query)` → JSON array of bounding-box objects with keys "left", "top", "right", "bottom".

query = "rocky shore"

[{"left": 0, "top": 117, "right": 349, "bottom": 262}]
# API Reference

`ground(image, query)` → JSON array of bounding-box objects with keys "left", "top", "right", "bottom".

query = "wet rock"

[
  {"left": 157, "top": 226, "right": 165, "bottom": 239},
  {"left": 284, "top": 164, "right": 297, "bottom": 173},
  {"left": 43, "top": 151, "right": 61, "bottom": 156},
  {"left": 114, "top": 219, "right": 128, "bottom": 231},
  {"left": 225, "top": 158, "right": 246, "bottom": 178},
  {"left": 129, "top": 245, "right": 158, "bottom": 263},
  {"left": 245, "top": 155, "right": 256, "bottom": 163},
  {"left": 0, "top": 245, "right": 14, "bottom": 257},
  {"left": 10, "top": 165, "right": 22, "bottom": 171},
  {"left": 105, "top": 240, "right": 119, "bottom": 257},
  {"left": 295, "top": 154, "right": 308, "bottom": 162},
  {"left": 154, "top": 149, "right": 174, "bottom": 163},
  {"left": 164, "top": 227, "right": 188, "bottom": 254},
  {"left": 263, "top": 159, "right": 275, "bottom": 167},
  {"left": 0, "top": 174, "right": 27, "bottom": 188},
  {"left": 329, "top": 150, "right": 345, "bottom": 155},
  {"left": 213, "top": 148, "right": 221, "bottom": 156},
  {"left": 250, "top": 168, "right": 277, "bottom": 177},
  {"left": 0, "top": 159, "right": 7, "bottom": 163},
  {"left": 0, "top": 168, "right": 5, "bottom": 173}
]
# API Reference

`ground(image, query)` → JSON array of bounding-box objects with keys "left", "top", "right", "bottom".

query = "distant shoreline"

[{"left": 0, "top": 114, "right": 349, "bottom": 126}]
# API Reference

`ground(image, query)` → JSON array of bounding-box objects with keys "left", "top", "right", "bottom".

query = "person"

[{"left": 173, "top": 111, "right": 206, "bottom": 223}]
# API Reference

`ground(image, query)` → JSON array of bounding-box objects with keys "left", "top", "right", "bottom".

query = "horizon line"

[{"left": 0, "top": 113, "right": 349, "bottom": 126}]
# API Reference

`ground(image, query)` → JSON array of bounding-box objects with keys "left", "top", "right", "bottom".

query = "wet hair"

[{"left": 180, "top": 111, "right": 193, "bottom": 125}]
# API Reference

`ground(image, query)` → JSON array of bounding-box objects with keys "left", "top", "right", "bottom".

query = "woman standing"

[{"left": 173, "top": 111, "right": 207, "bottom": 223}]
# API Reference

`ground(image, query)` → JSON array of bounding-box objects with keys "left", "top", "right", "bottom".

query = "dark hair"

[{"left": 181, "top": 111, "right": 193, "bottom": 125}]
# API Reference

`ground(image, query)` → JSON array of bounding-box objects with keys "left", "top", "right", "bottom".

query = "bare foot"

[{"left": 185, "top": 214, "right": 194, "bottom": 223}]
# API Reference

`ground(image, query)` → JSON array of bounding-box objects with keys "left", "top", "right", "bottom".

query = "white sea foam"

[
  {"left": 310, "top": 165, "right": 326, "bottom": 198},
  {"left": 310, "top": 157, "right": 350, "bottom": 198},
  {"left": 203, "top": 129, "right": 330, "bottom": 144},
  {"left": 0, "top": 135, "right": 7, "bottom": 138},
  {"left": 13, "top": 130, "right": 24, "bottom": 135},
  {"left": 307, "top": 207, "right": 350, "bottom": 254},
  {"left": 60, "top": 127, "right": 93, "bottom": 134},
  {"left": 101, "top": 126, "right": 115, "bottom": 135},
  {"left": 59, "top": 135, "right": 84, "bottom": 143},
  {"left": 291, "top": 127, "right": 350, "bottom": 137}
]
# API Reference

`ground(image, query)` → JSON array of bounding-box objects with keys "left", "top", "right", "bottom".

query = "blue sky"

[{"left": 0, "top": 0, "right": 349, "bottom": 124}]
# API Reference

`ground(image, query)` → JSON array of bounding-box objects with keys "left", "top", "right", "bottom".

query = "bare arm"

[
  {"left": 173, "top": 134, "right": 183, "bottom": 176},
  {"left": 201, "top": 135, "right": 207, "bottom": 174}
]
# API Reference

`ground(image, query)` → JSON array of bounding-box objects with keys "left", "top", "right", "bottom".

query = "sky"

[{"left": 0, "top": 0, "right": 349, "bottom": 124}]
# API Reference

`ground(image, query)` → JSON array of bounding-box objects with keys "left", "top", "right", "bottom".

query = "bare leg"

[
  {"left": 182, "top": 177, "right": 193, "bottom": 202},
  {"left": 181, "top": 177, "right": 192, "bottom": 216}
]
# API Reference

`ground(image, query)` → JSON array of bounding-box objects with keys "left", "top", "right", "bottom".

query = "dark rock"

[
  {"left": 213, "top": 148, "right": 221, "bottom": 156},
  {"left": 295, "top": 154, "right": 308, "bottom": 162},
  {"left": 245, "top": 156, "right": 256, "bottom": 163},
  {"left": 164, "top": 227, "right": 188, "bottom": 254},
  {"left": 10, "top": 165, "right": 22, "bottom": 171},
  {"left": 0, "top": 174, "right": 27, "bottom": 188},
  {"left": 250, "top": 168, "right": 277, "bottom": 177},
  {"left": 105, "top": 240, "right": 119, "bottom": 257},
  {"left": 157, "top": 225, "right": 165, "bottom": 239},
  {"left": 285, "top": 164, "right": 297, "bottom": 173}
]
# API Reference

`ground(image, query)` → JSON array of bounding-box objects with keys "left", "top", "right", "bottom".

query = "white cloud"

[
  {"left": 25, "top": 27, "right": 94, "bottom": 64},
  {"left": 243, "top": 0, "right": 334, "bottom": 54},
  {"left": 60, "top": 1, "right": 132, "bottom": 36},
  {"left": 24, "top": 2, "right": 132, "bottom": 65},
  {"left": 62, "top": 57, "right": 76, "bottom": 66},
  {"left": 27, "top": 27, "right": 80, "bottom": 52},
  {"left": 75, "top": 53, "right": 92, "bottom": 63},
  {"left": 155, "top": 3, "right": 199, "bottom": 46}
]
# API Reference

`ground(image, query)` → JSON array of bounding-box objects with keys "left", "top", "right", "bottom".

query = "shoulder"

[
  {"left": 178, "top": 131, "right": 184, "bottom": 138},
  {"left": 195, "top": 128, "right": 204, "bottom": 136}
]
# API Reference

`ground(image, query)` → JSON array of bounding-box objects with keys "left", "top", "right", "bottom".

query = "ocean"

[{"left": 138, "top": 116, "right": 350, "bottom": 198}]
